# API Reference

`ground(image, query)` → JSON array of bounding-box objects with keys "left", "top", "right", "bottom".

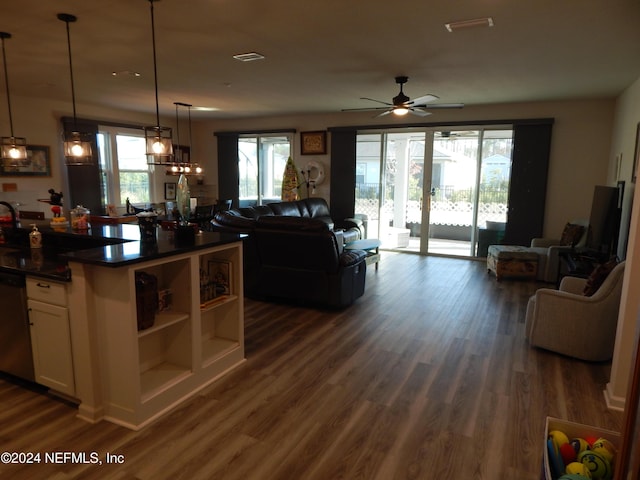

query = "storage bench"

[{"left": 487, "top": 245, "right": 538, "bottom": 281}]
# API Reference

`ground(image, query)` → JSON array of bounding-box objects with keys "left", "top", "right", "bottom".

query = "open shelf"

[
  {"left": 138, "top": 311, "right": 189, "bottom": 338},
  {"left": 140, "top": 362, "right": 192, "bottom": 403},
  {"left": 200, "top": 294, "right": 238, "bottom": 312},
  {"left": 201, "top": 337, "right": 240, "bottom": 366}
]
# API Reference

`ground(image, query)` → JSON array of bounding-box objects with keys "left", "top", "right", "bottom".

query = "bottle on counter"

[{"left": 29, "top": 224, "right": 42, "bottom": 248}]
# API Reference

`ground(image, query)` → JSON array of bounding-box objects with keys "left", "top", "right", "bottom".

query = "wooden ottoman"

[{"left": 487, "top": 245, "right": 538, "bottom": 281}]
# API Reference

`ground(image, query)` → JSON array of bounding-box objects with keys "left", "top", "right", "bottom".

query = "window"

[
  {"left": 97, "top": 126, "right": 151, "bottom": 207},
  {"left": 238, "top": 134, "right": 292, "bottom": 206}
]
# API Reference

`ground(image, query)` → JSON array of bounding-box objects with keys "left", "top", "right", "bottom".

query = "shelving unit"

[{"left": 90, "top": 241, "right": 244, "bottom": 429}]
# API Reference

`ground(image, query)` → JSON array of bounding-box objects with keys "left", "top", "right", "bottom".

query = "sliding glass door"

[{"left": 354, "top": 127, "right": 513, "bottom": 257}]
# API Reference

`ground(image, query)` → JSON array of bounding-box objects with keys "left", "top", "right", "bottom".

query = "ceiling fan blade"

[
  {"left": 360, "top": 97, "right": 393, "bottom": 106},
  {"left": 374, "top": 109, "right": 393, "bottom": 118},
  {"left": 422, "top": 103, "right": 465, "bottom": 109},
  {"left": 409, "top": 108, "right": 432, "bottom": 117},
  {"left": 341, "top": 106, "right": 390, "bottom": 112},
  {"left": 409, "top": 94, "right": 439, "bottom": 106}
]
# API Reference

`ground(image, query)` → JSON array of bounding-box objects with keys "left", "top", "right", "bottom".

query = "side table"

[{"left": 345, "top": 238, "right": 381, "bottom": 271}]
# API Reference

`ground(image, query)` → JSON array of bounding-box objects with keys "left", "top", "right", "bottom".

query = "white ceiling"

[{"left": 2, "top": 0, "right": 640, "bottom": 120}]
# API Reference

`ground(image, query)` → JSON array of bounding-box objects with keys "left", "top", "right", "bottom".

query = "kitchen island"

[{"left": 1, "top": 221, "right": 245, "bottom": 430}]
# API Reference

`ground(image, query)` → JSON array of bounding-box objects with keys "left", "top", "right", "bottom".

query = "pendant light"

[
  {"left": 0, "top": 32, "right": 27, "bottom": 166},
  {"left": 167, "top": 102, "right": 204, "bottom": 175},
  {"left": 144, "top": 0, "right": 172, "bottom": 165},
  {"left": 58, "top": 13, "right": 93, "bottom": 166}
]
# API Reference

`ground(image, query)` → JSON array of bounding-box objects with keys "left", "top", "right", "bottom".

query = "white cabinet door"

[{"left": 28, "top": 299, "right": 75, "bottom": 396}]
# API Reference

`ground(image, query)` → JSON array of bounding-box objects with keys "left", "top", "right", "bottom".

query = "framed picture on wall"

[
  {"left": 0, "top": 145, "right": 51, "bottom": 176},
  {"left": 164, "top": 182, "right": 177, "bottom": 200},
  {"left": 300, "top": 131, "right": 327, "bottom": 155}
]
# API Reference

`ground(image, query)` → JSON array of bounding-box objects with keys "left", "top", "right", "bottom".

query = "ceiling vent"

[
  {"left": 445, "top": 17, "right": 494, "bottom": 32},
  {"left": 233, "top": 52, "right": 265, "bottom": 62}
]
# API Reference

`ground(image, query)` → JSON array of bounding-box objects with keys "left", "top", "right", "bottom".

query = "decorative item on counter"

[
  {"left": 174, "top": 173, "right": 195, "bottom": 245},
  {"left": 136, "top": 211, "right": 158, "bottom": 243},
  {"left": 48, "top": 188, "right": 63, "bottom": 218},
  {"left": 29, "top": 224, "right": 42, "bottom": 248},
  {"left": 176, "top": 173, "right": 190, "bottom": 225},
  {"left": 70, "top": 204, "right": 90, "bottom": 230}
]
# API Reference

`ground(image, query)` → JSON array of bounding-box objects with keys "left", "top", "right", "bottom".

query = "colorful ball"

[
  {"left": 571, "top": 438, "right": 590, "bottom": 455},
  {"left": 585, "top": 435, "right": 598, "bottom": 448},
  {"left": 579, "top": 450, "right": 612, "bottom": 480},
  {"left": 559, "top": 475, "right": 593, "bottom": 480},
  {"left": 591, "top": 438, "right": 617, "bottom": 463},
  {"left": 565, "top": 461, "right": 592, "bottom": 477},
  {"left": 560, "top": 442, "right": 578, "bottom": 464},
  {"left": 550, "top": 430, "right": 570, "bottom": 448}
]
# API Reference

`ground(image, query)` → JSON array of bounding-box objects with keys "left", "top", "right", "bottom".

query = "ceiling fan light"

[{"left": 393, "top": 107, "right": 409, "bottom": 116}]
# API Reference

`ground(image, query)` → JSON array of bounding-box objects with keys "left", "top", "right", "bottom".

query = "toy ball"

[
  {"left": 584, "top": 435, "right": 598, "bottom": 448},
  {"left": 591, "top": 438, "right": 617, "bottom": 462},
  {"left": 579, "top": 450, "right": 612, "bottom": 480},
  {"left": 559, "top": 475, "right": 593, "bottom": 480},
  {"left": 550, "top": 430, "right": 570, "bottom": 448},
  {"left": 571, "top": 438, "right": 590, "bottom": 455},
  {"left": 565, "top": 461, "right": 593, "bottom": 477},
  {"left": 560, "top": 442, "right": 578, "bottom": 464}
]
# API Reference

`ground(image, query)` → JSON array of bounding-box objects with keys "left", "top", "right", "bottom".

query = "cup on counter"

[{"left": 136, "top": 212, "right": 158, "bottom": 243}]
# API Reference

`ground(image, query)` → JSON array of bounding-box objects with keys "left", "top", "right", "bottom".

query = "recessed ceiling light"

[
  {"left": 445, "top": 17, "right": 494, "bottom": 32},
  {"left": 112, "top": 70, "right": 141, "bottom": 77},
  {"left": 232, "top": 52, "right": 265, "bottom": 62}
]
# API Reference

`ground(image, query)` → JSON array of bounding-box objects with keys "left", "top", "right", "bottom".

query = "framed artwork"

[
  {"left": 633, "top": 122, "right": 640, "bottom": 183},
  {"left": 164, "top": 182, "right": 177, "bottom": 200},
  {"left": 0, "top": 145, "right": 51, "bottom": 176},
  {"left": 300, "top": 131, "right": 327, "bottom": 155}
]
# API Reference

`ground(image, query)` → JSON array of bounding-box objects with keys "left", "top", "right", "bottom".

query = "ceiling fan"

[{"left": 342, "top": 76, "right": 464, "bottom": 117}]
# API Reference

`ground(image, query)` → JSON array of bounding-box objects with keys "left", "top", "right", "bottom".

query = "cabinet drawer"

[{"left": 26, "top": 277, "right": 67, "bottom": 306}]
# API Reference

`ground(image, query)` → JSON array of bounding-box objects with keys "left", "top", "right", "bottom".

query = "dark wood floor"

[{"left": 0, "top": 253, "right": 624, "bottom": 479}]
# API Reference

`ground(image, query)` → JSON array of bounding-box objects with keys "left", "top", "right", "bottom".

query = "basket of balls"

[{"left": 543, "top": 417, "right": 620, "bottom": 480}]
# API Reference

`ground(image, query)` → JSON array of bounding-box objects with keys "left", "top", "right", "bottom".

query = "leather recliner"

[{"left": 251, "top": 216, "right": 367, "bottom": 308}]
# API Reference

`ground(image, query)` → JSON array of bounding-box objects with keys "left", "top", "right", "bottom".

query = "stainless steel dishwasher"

[{"left": 0, "top": 270, "right": 35, "bottom": 381}]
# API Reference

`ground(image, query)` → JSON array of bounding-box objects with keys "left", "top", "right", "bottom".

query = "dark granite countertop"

[{"left": 0, "top": 221, "right": 243, "bottom": 280}]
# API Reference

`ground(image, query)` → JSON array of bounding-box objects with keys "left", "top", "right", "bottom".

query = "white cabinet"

[
  {"left": 26, "top": 278, "right": 75, "bottom": 396},
  {"left": 91, "top": 241, "right": 244, "bottom": 429}
]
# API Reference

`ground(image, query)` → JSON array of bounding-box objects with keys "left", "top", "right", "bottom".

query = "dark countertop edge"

[{"left": 62, "top": 233, "right": 245, "bottom": 268}]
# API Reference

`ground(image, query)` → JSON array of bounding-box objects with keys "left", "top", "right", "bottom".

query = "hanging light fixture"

[
  {"left": 58, "top": 13, "right": 93, "bottom": 166},
  {"left": 166, "top": 102, "right": 203, "bottom": 175},
  {"left": 144, "top": 0, "right": 172, "bottom": 165},
  {"left": 0, "top": 32, "right": 27, "bottom": 166}
]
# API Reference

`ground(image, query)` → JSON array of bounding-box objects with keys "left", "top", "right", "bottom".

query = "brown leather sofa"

[
  {"left": 210, "top": 198, "right": 363, "bottom": 243},
  {"left": 251, "top": 216, "right": 367, "bottom": 308},
  {"left": 210, "top": 198, "right": 364, "bottom": 302}
]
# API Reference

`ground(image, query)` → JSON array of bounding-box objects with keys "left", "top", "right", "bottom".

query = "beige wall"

[
  {"left": 196, "top": 98, "right": 616, "bottom": 240},
  {"left": 605, "top": 77, "right": 640, "bottom": 409}
]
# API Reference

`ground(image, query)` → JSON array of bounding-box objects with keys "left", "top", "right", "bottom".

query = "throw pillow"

[
  {"left": 560, "top": 223, "right": 585, "bottom": 247},
  {"left": 583, "top": 258, "right": 618, "bottom": 296}
]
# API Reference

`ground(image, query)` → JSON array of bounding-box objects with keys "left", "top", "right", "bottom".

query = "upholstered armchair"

[
  {"left": 524, "top": 260, "right": 625, "bottom": 361},
  {"left": 527, "top": 219, "right": 589, "bottom": 283}
]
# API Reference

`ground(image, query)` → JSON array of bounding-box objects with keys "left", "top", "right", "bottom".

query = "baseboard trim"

[{"left": 603, "top": 383, "right": 626, "bottom": 411}]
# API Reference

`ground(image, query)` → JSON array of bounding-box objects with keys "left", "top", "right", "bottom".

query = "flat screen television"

[{"left": 587, "top": 185, "right": 622, "bottom": 255}]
